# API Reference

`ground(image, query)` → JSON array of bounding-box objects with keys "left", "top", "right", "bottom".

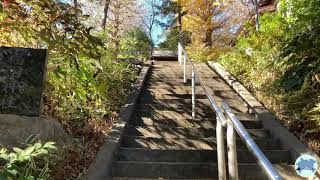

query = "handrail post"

[
  {"left": 178, "top": 42, "right": 182, "bottom": 65},
  {"left": 192, "top": 69, "right": 196, "bottom": 120},
  {"left": 222, "top": 103, "right": 282, "bottom": 180},
  {"left": 183, "top": 53, "right": 187, "bottom": 83},
  {"left": 227, "top": 119, "right": 239, "bottom": 180},
  {"left": 216, "top": 116, "right": 226, "bottom": 180}
]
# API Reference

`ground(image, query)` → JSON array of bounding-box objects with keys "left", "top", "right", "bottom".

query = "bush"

[
  {"left": 159, "top": 29, "right": 180, "bottom": 51},
  {"left": 0, "top": 0, "right": 148, "bottom": 178},
  {"left": 46, "top": 54, "right": 137, "bottom": 128},
  {"left": 219, "top": 13, "right": 287, "bottom": 90},
  {"left": 310, "top": 98, "right": 320, "bottom": 125},
  {"left": 0, "top": 136, "right": 57, "bottom": 180},
  {"left": 218, "top": 0, "right": 320, "bottom": 130},
  {"left": 119, "top": 27, "right": 151, "bottom": 61}
]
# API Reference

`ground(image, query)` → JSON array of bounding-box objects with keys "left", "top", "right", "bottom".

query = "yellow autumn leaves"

[{"left": 174, "top": 0, "right": 229, "bottom": 61}]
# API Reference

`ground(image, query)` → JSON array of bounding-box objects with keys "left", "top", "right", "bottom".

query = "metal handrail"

[
  {"left": 222, "top": 103, "right": 281, "bottom": 180},
  {"left": 181, "top": 47, "right": 227, "bottom": 126},
  {"left": 178, "top": 43, "right": 281, "bottom": 180},
  {"left": 179, "top": 43, "right": 227, "bottom": 179}
]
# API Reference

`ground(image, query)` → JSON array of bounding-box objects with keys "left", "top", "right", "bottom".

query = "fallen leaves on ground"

[{"left": 51, "top": 116, "right": 117, "bottom": 180}]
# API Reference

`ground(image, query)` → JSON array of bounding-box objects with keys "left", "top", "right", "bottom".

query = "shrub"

[
  {"left": 0, "top": 136, "right": 57, "bottom": 180},
  {"left": 218, "top": 0, "right": 320, "bottom": 129},
  {"left": 310, "top": 98, "right": 320, "bottom": 125},
  {"left": 219, "top": 13, "right": 287, "bottom": 90}
]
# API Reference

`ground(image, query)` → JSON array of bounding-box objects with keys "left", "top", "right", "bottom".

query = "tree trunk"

[
  {"left": 74, "top": 0, "right": 78, "bottom": 8},
  {"left": 112, "top": 14, "right": 121, "bottom": 58},
  {"left": 74, "top": 0, "right": 78, "bottom": 22},
  {"left": 149, "top": 26, "right": 154, "bottom": 57},
  {"left": 204, "top": 28, "right": 213, "bottom": 47},
  {"left": 101, "top": 0, "right": 111, "bottom": 29}
]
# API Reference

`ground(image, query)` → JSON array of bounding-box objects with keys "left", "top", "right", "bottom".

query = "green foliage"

[
  {"left": 159, "top": 29, "right": 179, "bottom": 51},
  {"left": 119, "top": 27, "right": 151, "bottom": 61},
  {"left": 0, "top": 1, "right": 142, "bottom": 128},
  {"left": 219, "top": 13, "right": 287, "bottom": 88},
  {"left": 0, "top": 0, "right": 103, "bottom": 55},
  {"left": 218, "top": 0, "right": 320, "bottom": 128},
  {"left": 277, "top": 25, "right": 320, "bottom": 91},
  {"left": 277, "top": 0, "right": 320, "bottom": 92},
  {"left": 0, "top": 137, "right": 57, "bottom": 180},
  {"left": 310, "top": 98, "right": 320, "bottom": 124},
  {"left": 276, "top": 0, "right": 320, "bottom": 121},
  {"left": 289, "top": 0, "right": 320, "bottom": 29},
  {"left": 0, "top": 0, "right": 149, "bottom": 178},
  {"left": 47, "top": 52, "right": 137, "bottom": 128}
]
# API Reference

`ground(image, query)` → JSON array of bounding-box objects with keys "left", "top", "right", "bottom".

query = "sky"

[
  {"left": 153, "top": 23, "right": 165, "bottom": 46},
  {"left": 141, "top": 0, "right": 169, "bottom": 46},
  {"left": 152, "top": 16, "right": 169, "bottom": 46}
]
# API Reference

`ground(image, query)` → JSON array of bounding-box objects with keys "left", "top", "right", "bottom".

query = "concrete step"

[
  {"left": 145, "top": 81, "right": 199, "bottom": 87},
  {"left": 149, "top": 70, "right": 191, "bottom": 74},
  {"left": 117, "top": 148, "right": 292, "bottom": 164},
  {"left": 129, "top": 117, "right": 263, "bottom": 129},
  {"left": 145, "top": 79, "right": 233, "bottom": 89},
  {"left": 135, "top": 109, "right": 212, "bottom": 120},
  {"left": 141, "top": 88, "right": 249, "bottom": 106},
  {"left": 134, "top": 110, "right": 255, "bottom": 122},
  {"left": 137, "top": 101, "right": 249, "bottom": 114},
  {"left": 150, "top": 69, "right": 215, "bottom": 76},
  {"left": 138, "top": 97, "right": 204, "bottom": 105},
  {"left": 139, "top": 92, "right": 208, "bottom": 100},
  {"left": 123, "top": 126, "right": 269, "bottom": 139},
  {"left": 143, "top": 88, "right": 241, "bottom": 98},
  {"left": 145, "top": 85, "right": 235, "bottom": 92},
  {"left": 112, "top": 161, "right": 216, "bottom": 179},
  {"left": 113, "top": 178, "right": 212, "bottom": 180},
  {"left": 152, "top": 61, "right": 180, "bottom": 64},
  {"left": 121, "top": 136, "right": 280, "bottom": 150},
  {"left": 139, "top": 91, "right": 250, "bottom": 102},
  {"left": 147, "top": 78, "right": 218, "bottom": 85},
  {"left": 138, "top": 98, "right": 250, "bottom": 112},
  {"left": 150, "top": 67, "right": 192, "bottom": 71},
  {"left": 112, "top": 161, "right": 299, "bottom": 179},
  {"left": 136, "top": 106, "right": 216, "bottom": 119},
  {"left": 150, "top": 74, "right": 219, "bottom": 81},
  {"left": 142, "top": 86, "right": 202, "bottom": 94}
]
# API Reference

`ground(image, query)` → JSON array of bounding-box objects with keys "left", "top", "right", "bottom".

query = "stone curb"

[
  {"left": 86, "top": 62, "right": 152, "bottom": 180},
  {"left": 207, "top": 61, "right": 320, "bottom": 166}
]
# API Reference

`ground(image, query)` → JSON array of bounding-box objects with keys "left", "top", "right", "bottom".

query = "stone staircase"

[{"left": 111, "top": 61, "right": 299, "bottom": 179}]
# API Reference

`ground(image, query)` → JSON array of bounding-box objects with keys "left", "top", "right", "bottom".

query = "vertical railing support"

[
  {"left": 216, "top": 117, "right": 226, "bottom": 180},
  {"left": 178, "top": 42, "right": 182, "bottom": 65},
  {"left": 183, "top": 53, "right": 187, "bottom": 83},
  {"left": 192, "top": 69, "right": 196, "bottom": 120},
  {"left": 227, "top": 120, "right": 239, "bottom": 180},
  {"left": 254, "top": 0, "right": 260, "bottom": 30}
]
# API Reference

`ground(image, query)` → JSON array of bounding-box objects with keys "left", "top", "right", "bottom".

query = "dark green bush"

[{"left": 218, "top": 0, "right": 320, "bottom": 127}]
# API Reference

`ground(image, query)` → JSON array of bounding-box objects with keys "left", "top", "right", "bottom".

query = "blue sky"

[
  {"left": 153, "top": 17, "right": 169, "bottom": 46},
  {"left": 153, "top": 24, "right": 165, "bottom": 46},
  {"left": 149, "top": 0, "right": 168, "bottom": 46}
]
